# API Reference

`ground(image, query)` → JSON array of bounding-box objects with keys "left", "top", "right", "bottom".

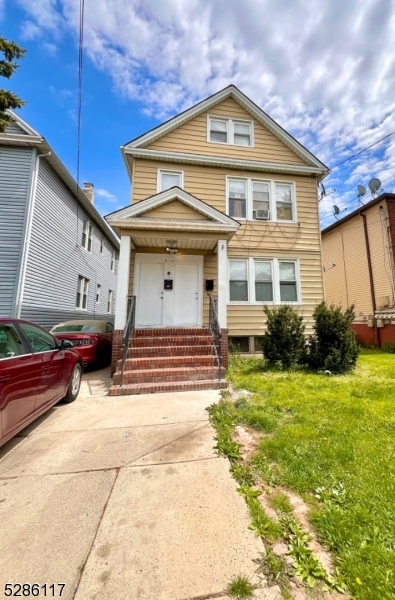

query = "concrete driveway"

[{"left": 0, "top": 368, "right": 268, "bottom": 600}]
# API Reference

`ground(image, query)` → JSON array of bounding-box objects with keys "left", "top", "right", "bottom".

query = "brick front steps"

[{"left": 108, "top": 327, "right": 227, "bottom": 396}]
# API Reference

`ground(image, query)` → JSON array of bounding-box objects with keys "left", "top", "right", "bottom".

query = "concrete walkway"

[{"left": 0, "top": 368, "right": 268, "bottom": 600}]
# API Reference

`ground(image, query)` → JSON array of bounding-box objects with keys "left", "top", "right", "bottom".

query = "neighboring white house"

[{"left": 0, "top": 112, "right": 119, "bottom": 330}]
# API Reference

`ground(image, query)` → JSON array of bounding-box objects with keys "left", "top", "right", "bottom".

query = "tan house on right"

[{"left": 321, "top": 193, "right": 395, "bottom": 346}]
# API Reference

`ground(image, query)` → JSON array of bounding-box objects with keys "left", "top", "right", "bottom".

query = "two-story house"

[
  {"left": 322, "top": 193, "right": 395, "bottom": 346},
  {"left": 107, "top": 86, "right": 328, "bottom": 395},
  {"left": 0, "top": 112, "right": 119, "bottom": 330}
]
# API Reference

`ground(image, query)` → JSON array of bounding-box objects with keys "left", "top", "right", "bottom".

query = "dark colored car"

[
  {"left": 0, "top": 318, "right": 82, "bottom": 448},
  {"left": 50, "top": 320, "right": 113, "bottom": 368}
]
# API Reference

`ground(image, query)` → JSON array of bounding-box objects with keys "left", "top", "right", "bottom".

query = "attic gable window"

[
  {"left": 157, "top": 169, "right": 184, "bottom": 192},
  {"left": 208, "top": 116, "right": 253, "bottom": 147}
]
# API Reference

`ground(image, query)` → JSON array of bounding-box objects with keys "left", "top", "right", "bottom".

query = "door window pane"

[
  {"left": 279, "top": 262, "right": 298, "bottom": 302},
  {"left": 229, "top": 180, "right": 246, "bottom": 218},
  {"left": 255, "top": 261, "right": 273, "bottom": 301},
  {"left": 0, "top": 324, "right": 26, "bottom": 359},
  {"left": 276, "top": 184, "right": 293, "bottom": 220},
  {"left": 19, "top": 323, "right": 57, "bottom": 353},
  {"left": 229, "top": 260, "right": 248, "bottom": 301},
  {"left": 161, "top": 172, "right": 181, "bottom": 191},
  {"left": 210, "top": 119, "right": 228, "bottom": 143}
]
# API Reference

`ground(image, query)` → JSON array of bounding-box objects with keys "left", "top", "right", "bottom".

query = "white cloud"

[
  {"left": 14, "top": 0, "right": 395, "bottom": 225},
  {"left": 20, "top": 19, "right": 41, "bottom": 40},
  {"left": 96, "top": 188, "right": 117, "bottom": 202}
]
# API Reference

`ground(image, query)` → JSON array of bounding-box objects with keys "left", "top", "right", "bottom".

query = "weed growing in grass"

[
  {"left": 226, "top": 575, "right": 253, "bottom": 599},
  {"left": 230, "top": 462, "right": 255, "bottom": 486},
  {"left": 256, "top": 549, "right": 292, "bottom": 594},
  {"left": 270, "top": 492, "right": 293, "bottom": 515}
]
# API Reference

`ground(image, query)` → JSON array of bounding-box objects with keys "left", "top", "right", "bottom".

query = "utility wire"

[{"left": 329, "top": 129, "right": 395, "bottom": 171}]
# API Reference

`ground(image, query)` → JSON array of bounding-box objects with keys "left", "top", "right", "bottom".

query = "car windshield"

[{"left": 52, "top": 324, "right": 97, "bottom": 332}]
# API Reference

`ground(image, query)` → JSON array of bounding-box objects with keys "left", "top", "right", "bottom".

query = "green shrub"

[
  {"left": 306, "top": 302, "right": 360, "bottom": 373},
  {"left": 261, "top": 305, "right": 305, "bottom": 369}
]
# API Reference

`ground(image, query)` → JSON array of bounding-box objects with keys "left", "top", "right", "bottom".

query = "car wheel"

[{"left": 63, "top": 363, "right": 82, "bottom": 403}]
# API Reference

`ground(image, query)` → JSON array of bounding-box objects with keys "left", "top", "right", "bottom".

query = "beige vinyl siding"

[
  {"left": 143, "top": 199, "right": 209, "bottom": 220},
  {"left": 132, "top": 159, "right": 321, "bottom": 251},
  {"left": 146, "top": 98, "right": 306, "bottom": 165},
  {"left": 322, "top": 202, "right": 395, "bottom": 320},
  {"left": 227, "top": 250, "right": 323, "bottom": 336}
]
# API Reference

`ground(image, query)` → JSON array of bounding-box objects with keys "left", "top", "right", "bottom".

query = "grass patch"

[
  {"left": 227, "top": 350, "right": 395, "bottom": 599},
  {"left": 270, "top": 492, "right": 293, "bottom": 516},
  {"left": 226, "top": 575, "right": 253, "bottom": 599}
]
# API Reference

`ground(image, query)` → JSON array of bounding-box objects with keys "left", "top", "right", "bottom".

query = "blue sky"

[{"left": 3, "top": 0, "right": 395, "bottom": 227}]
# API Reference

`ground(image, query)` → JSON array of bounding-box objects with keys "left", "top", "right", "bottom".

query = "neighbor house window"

[
  {"left": 96, "top": 284, "right": 101, "bottom": 304},
  {"left": 229, "top": 258, "right": 300, "bottom": 304},
  {"left": 76, "top": 276, "right": 89, "bottom": 310},
  {"left": 110, "top": 251, "right": 117, "bottom": 272},
  {"left": 100, "top": 238, "right": 104, "bottom": 254},
  {"left": 208, "top": 116, "right": 253, "bottom": 147},
  {"left": 107, "top": 290, "right": 113, "bottom": 313},
  {"left": 82, "top": 220, "right": 93, "bottom": 252},
  {"left": 226, "top": 177, "right": 296, "bottom": 222},
  {"left": 158, "top": 169, "right": 184, "bottom": 192}
]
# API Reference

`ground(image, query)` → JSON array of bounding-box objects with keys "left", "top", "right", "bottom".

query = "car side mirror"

[{"left": 60, "top": 339, "right": 73, "bottom": 349}]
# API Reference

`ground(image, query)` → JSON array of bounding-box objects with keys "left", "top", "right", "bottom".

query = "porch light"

[{"left": 166, "top": 239, "right": 178, "bottom": 255}]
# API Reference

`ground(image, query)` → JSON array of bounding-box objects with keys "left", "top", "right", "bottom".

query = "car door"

[
  {"left": 0, "top": 322, "right": 42, "bottom": 441},
  {"left": 18, "top": 322, "right": 66, "bottom": 409}
]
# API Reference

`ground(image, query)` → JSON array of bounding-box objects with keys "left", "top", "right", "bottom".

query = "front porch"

[{"left": 105, "top": 187, "right": 239, "bottom": 393}]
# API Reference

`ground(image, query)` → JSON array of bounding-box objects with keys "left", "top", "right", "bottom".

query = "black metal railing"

[
  {"left": 121, "top": 295, "right": 136, "bottom": 387},
  {"left": 209, "top": 295, "right": 222, "bottom": 380}
]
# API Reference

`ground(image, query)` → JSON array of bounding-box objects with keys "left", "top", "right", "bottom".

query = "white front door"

[{"left": 135, "top": 254, "right": 203, "bottom": 327}]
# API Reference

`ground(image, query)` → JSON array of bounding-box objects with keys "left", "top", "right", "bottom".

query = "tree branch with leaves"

[{"left": 0, "top": 35, "right": 26, "bottom": 133}]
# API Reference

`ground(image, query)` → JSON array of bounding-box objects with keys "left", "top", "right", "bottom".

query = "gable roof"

[
  {"left": 106, "top": 186, "right": 240, "bottom": 232},
  {"left": 123, "top": 85, "right": 328, "bottom": 172},
  {"left": 0, "top": 110, "right": 119, "bottom": 249}
]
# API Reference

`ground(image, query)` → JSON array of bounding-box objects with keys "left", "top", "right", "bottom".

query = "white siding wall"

[
  {"left": 20, "top": 158, "right": 118, "bottom": 330},
  {"left": 0, "top": 146, "right": 34, "bottom": 317}
]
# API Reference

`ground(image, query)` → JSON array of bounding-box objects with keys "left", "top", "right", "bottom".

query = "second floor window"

[
  {"left": 76, "top": 276, "right": 89, "bottom": 310},
  {"left": 107, "top": 290, "right": 113, "bottom": 313},
  {"left": 227, "top": 177, "right": 295, "bottom": 222},
  {"left": 111, "top": 251, "right": 117, "bottom": 272},
  {"left": 158, "top": 169, "right": 183, "bottom": 192},
  {"left": 96, "top": 284, "right": 101, "bottom": 304},
  {"left": 82, "top": 220, "right": 93, "bottom": 252},
  {"left": 100, "top": 238, "right": 104, "bottom": 254},
  {"left": 208, "top": 117, "right": 253, "bottom": 147}
]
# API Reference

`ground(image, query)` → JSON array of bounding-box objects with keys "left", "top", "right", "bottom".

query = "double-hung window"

[
  {"left": 82, "top": 220, "right": 93, "bottom": 252},
  {"left": 111, "top": 250, "right": 117, "bottom": 273},
  {"left": 229, "top": 258, "right": 300, "bottom": 304},
  {"left": 107, "top": 290, "right": 113, "bottom": 313},
  {"left": 227, "top": 177, "right": 295, "bottom": 222},
  {"left": 208, "top": 117, "right": 253, "bottom": 147},
  {"left": 96, "top": 284, "right": 101, "bottom": 304},
  {"left": 158, "top": 169, "right": 184, "bottom": 192},
  {"left": 76, "top": 276, "right": 89, "bottom": 310}
]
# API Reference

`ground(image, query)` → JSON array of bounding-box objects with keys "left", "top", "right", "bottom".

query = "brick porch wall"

[{"left": 111, "top": 329, "right": 123, "bottom": 376}]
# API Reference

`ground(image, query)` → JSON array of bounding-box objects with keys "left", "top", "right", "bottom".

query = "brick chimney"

[{"left": 83, "top": 182, "right": 94, "bottom": 204}]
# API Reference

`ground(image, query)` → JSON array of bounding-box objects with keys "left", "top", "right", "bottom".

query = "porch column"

[
  {"left": 217, "top": 239, "right": 228, "bottom": 328},
  {"left": 114, "top": 235, "right": 131, "bottom": 330}
]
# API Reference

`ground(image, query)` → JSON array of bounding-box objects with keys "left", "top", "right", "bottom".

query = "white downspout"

[{"left": 15, "top": 150, "right": 52, "bottom": 318}]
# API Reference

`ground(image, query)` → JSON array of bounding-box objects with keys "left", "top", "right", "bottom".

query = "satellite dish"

[
  {"left": 334, "top": 205, "right": 340, "bottom": 215},
  {"left": 368, "top": 178, "right": 381, "bottom": 196},
  {"left": 357, "top": 185, "right": 366, "bottom": 198}
]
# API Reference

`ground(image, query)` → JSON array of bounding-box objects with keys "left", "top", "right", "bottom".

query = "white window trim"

[
  {"left": 228, "top": 257, "right": 302, "bottom": 306},
  {"left": 156, "top": 169, "right": 184, "bottom": 193},
  {"left": 76, "top": 276, "right": 89, "bottom": 311},
  {"left": 207, "top": 114, "right": 254, "bottom": 147},
  {"left": 107, "top": 289, "right": 113, "bottom": 314},
  {"left": 82, "top": 219, "right": 94, "bottom": 253},
  {"left": 225, "top": 176, "right": 297, "bottom": 223}
]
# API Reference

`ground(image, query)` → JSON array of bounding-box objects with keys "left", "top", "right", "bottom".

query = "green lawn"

[{"left": 227, "top": 350, "right": 395, "bottom": 600}]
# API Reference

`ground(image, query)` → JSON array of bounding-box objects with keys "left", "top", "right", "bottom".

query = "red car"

[
  {"left": 0, "top": 318, "right": 82, "bottom": 448},
  {"left": 50, "top": 320, "right": 113, "bottom": 369}
]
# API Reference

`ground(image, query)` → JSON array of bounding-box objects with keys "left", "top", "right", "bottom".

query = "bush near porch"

[{"left": 226, "top": 350, "right": 395, "bottom": 600}]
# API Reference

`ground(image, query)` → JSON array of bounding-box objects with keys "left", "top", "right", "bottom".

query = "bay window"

[
  {"left": 227, "top": 177, "right": 296, "bottom": 222},
  {"left": 229, "top": 258, "right": 300, "bottom": 304}
]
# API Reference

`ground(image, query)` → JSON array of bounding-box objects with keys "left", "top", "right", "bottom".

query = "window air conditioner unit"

[{"left": 255, "top": 209, "right": 270, "bottom": 220}]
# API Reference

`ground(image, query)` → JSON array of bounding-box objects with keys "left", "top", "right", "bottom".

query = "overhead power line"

[{"left": 329, "top": 129, "right": 395, "bottom": 171}]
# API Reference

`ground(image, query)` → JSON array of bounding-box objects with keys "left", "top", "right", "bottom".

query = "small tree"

[
  {"left": 0, "top": 36, "right": 26, "bottom": 132},
  {"left": 306, "top": 302, "right": 360, "bottom": 373},
  {"left": 261, "top": 305, "right": 305, "bottom": 369}
]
